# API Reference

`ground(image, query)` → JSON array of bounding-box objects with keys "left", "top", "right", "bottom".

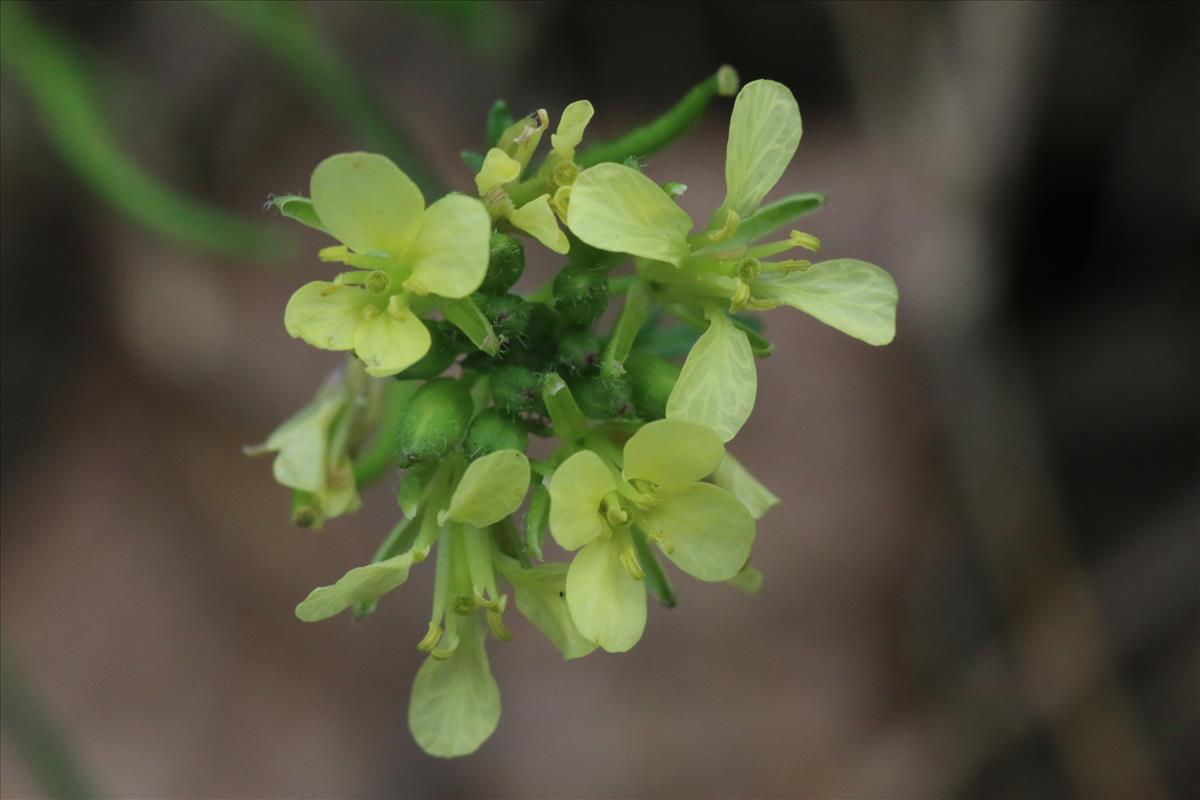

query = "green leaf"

[
  {"left": 710, "top": 453, "right": 779, "bottom": 519},
  {"left": 503, "top": 562, "right": 596, "bottom": 660},
  {"left": 408, "top": 616, "right": 500, "bottom": 758},
  {"left": 295, "top": 552, "right": 415, "bottom": 622},
  {"left": 601, "top": 279, "right": 653, "bottom": 371},
  {"left": 437, "top": 296, "right": 499, "bottom": 355},
  {"left": 460, "top": 149, "right": 485, "bottom": 173},
  {"left": 721, "top": 79, "right": 802, "bottom": 220},
  {"left": 310, "top": 152, "right": 425, "bottom": 255},
  {"left": 486, "top": 99, "right": 513, "bottom": 148},
  {"left": 441, "top": 450, "right": 530, "bottom": 528},
  {"left": 565, "top": 535, "right": 647, "bottom": 653},
  {"left": 722, "top": 192, "right": 825, "bottom": 248},
  {"left": 524, "top": 483, "right": 550, "bottom": 561},
  {"left": 666, "top": 308, "right": 757, "bottom": 442},
  {"left": 752, "top": 259, "right": 898, "bottom": 345},
  {"left": 268, "top": 193, "right": 329, "bottom": 234},
  {"left": 548, "top": 451, "right": 615, "bottom": 551},
  {"left": 567, "top": 163, "right": 693, "bottom": 266},
  {"left": 643, "top": 483, "right": 755, "bottom": 582}
]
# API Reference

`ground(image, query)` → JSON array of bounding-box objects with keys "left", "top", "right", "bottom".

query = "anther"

[
  {"left": 486, "top": 608, "right": 512, "bottom": 641},
  {"left": 619, "top": 546, "right": 645, "bottom": 580},
  {"left": 416, "top": 622, "right": 443, "bottom": 653},
  {"left": 708, "top": 208, "right": 740, "bottom": 242}
]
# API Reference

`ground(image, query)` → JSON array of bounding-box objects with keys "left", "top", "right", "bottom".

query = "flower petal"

[
  {"left": 567, "top": 163, "right": 693, "bottom": 266},
  {"left": 504, "top": 562, "right": 596, "bottom": 660},
  {"left": 442, "top": 450, "right": 530, "bottom": 528},
  {"left": 710, "top": 453, "right": 779, "bottom": 519},
  {"left": 550, "top": 99, "right": 594, "bottom": 162},
  {"left": 566, "top": 536, "right": 646, "bottom": 653},
  {"left": 310, "top": 152, "right": 424, "bottom": 255},
  {"left": 666, "top": 308, "right": 757, "bottom": 442},
  {"left": 642, "top": 483, "right": 755, "bottom": 581},
  {"left": 405, "top": 194, "right": 491, "bottom": 299},
  {"left": 752, "top": 259, "right": 898, "bottom": 345},
  {"left": 509, "top": 194, "right": 569, "bottom": 254},
  {"left": 474, "top": 148, "right": 522, "bottom": 195},
  {"left": 722, "top": 80, "right": 802, "bottom": 220},
  {"left": 294, "top": 552, "right": 415, "bottom": 622},
  {"left": 548, "top": 450, "right": 617, "bottom": 551},
  {"left": 284, "top": 281, "right": 370, "bottom": 351},
  {"left": 408, "top": 615, "right": 500, "bottom": 758},
  {"left": 622, "top": 419, "right": 725, "bottom": 487},
  {"left": 352, "top": 305, "right": 431, "bottom": 377}
]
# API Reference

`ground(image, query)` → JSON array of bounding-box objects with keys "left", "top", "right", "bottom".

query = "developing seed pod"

[
  {"left": 625, "top": 353, "right": 681, "bottom": 420},
  {"left": 479, "top": 231, "right": 525, "bottom": 294},
  {"left": 553, "top": 265, "right": 608, "bottom": 327},
  {"left": 491, "top": 365, "right": 545, "bottom": 416},
  {"left": 393, "top": 320, "right": 460, "bottom": 380},
  {"left": 475, "top": 292, "right": 532, "bottom": 348},
  {"left": 395, "top": 378, "right": 473, "bottom": 467},
  {"left": 557, "top": 327, "right": 602, "bottom": 374},
  {"left": 573, "top": 373, "right": 634, "bottom": 420},
  {"left": 465, "top": 408, "right": 529, "bottom": 458}
]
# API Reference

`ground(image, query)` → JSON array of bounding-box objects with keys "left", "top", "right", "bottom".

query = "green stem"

[
  {"left": 0, "top": 1, "right": 289, "bottom": 262},
  {"left": 631, "top": 529, "right": 677, "bottom": 608},
  {"left": 1, "top": 649, "right": 97, "bottom": 800},
  {"left": 577, "top": 65, "right": 739, "bottom": 167},
  {"left": 601, "top": 279, "right": 653, "bottom": 375},
  {"left": 352, "top": 380, "right": 419, "bottom": 487}
]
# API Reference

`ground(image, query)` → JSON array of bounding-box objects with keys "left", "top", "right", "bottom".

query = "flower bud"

[
  {"left": 394, "top": 320, "right": 460, "bottom": 380},
  {"left": 553, "top": 265, "right": 608, "bottom": 327},
  {"left": 395, "top": 378, "right": 473, "bottom": 467},
  {"left": 480, "top": 231, "right": 525, "bottom": 294},
  {"left": 465, "top": 409, "right": 529, "bottom": 458},
  {"left": 523, "top": 304, "right": 561, "bottom": 364},
  {"left": 491, "top": 366, "right": 545, "bottom": 416},
  {"left": 573, "top": 374, "right": 633, "bottom": 420},
  {"left": 557, "top": 327, "right": 601, "bottom": 374},
  {"left": 475, "top": 292, "right": 532, "bottom": 347},
  {"left": 625, "top": 353, "right": 681, "bottom": 420}
]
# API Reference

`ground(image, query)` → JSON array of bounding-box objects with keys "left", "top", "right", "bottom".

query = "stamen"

[
  {"left": 789, "top": 230, "right": 821, "bottom": 252},
  {"left": 486, "top": 608, "right": 512, "bottom": 641},
  {"left": 360, "top": 304, "right": 381, "bottom": 322},
  {"left": 319, "top": 245, "right": 350, "bottom": 263},
  {"left": 707, "top": 208, "right": 740, "bottom": 242},
  {"left": 416, "top": 622, "right": 443, "bottom": 653},
  {"left": 619, "top": 546, "right": 645, "bottom": 580},
  {"left": 387, "top": 294, "right": 410, "bottom": 320}
]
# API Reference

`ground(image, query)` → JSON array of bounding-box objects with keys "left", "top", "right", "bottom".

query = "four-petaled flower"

[
  {"left": 565, "top": 80, "right": 898, "bottom": 441},
  {"left": 285, "top": 152, "right": 491, "bottom": 376},
  {"left": 549, "top": 419, "right": 755, "bottom": 652}
]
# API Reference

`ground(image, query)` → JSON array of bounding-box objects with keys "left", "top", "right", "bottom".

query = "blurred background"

[{"left": 2, "top": 1, "right": 1197, "bottom": 797}]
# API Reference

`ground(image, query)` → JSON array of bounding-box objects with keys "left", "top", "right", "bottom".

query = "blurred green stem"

[
  {"left": 1, "top": 649, "right": 96, "bottom": 799},
  {"left": 352, "top": 380, "right": 419, "bottom": 487},
  {"left": 0, "top": 1, "right": 289, "bottom": 262},
  {"left": 577, "top": 64, "right": 739, "bottom": 167},
  {"left": 205, "top": 0, "right": 442, "bottom": 197}
]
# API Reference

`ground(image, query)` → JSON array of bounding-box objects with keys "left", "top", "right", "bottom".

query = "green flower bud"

[
  {"left": 523, "top": 304, "right": 561, "bottom": 364},
  {"left": 625, "top": 353, "right": 681, "bottom": 420},
  {"left": 553, "top": 265, "right": 608, "bottom": 327},
  {"left": 394, "top": 320, "right": 460, "bottom": 380},
  {"left": 573, "top": 373, "right": 633, "bottom": 420},
  {"left": 480, "top": 231, "right": 525, "bottom": 294},
  {"left": 475, "top": 292, "right": 532, "bottom": 348},
  {"left": 491, "top": 366, "right": 545, "bottom": 416},
  {"left": 465, "top": 409, "right": 529, "bottom": 458},
  {"left": 557, "top": 327, "right": 601, "bottom": 374},
  {"left": 397, "top": 464, "right": 436, "bottom": 518},
  {"left": 395, "top": 378, "right": 474, "bottom": 467}
]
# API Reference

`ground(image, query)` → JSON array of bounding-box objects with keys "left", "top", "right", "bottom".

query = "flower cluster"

[{"left": 249, "top": 67, "right": 897, "bottom": 757}]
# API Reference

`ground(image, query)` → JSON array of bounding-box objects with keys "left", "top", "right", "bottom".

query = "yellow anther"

[
  {"left": 514, "top": 109, "right": 549, "bottom": 144},
  {"left": 318, "top": 284, "right": 339, "bottom": 297},
  {"left": 789, "top": 231, "right": 821, "bottom": 252},
  {"left": 416, "top": 622, "right": 443, "bottom": 653},
  {"left": 486, "top": 608, "right": 513, "bottom": 641},
  {"left": 552, "top": 185, "right": 571, "bottom": 222},
  {"left": 619, "top": 546, "right": 645, "bottom": 580},
  {"left": 360, "top": 304, "right": 381, "bottom": 321},
  {"left": 319, "top": 245, "right": 350, "bottom": 262},
  {"left": 730, "top": 280, "right": 752, "bottom": 311},
  {"left": 708, "top": 208, "right": 740, "bottom": 242}
]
